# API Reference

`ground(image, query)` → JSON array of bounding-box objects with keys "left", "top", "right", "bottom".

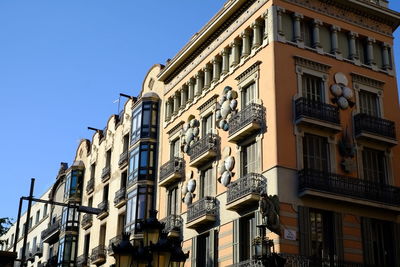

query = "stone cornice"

[
  {"left": 197, "top": 94, "right": 219, "bottom": 113},
  {"left": 351, "top": 72, "right": 385, "bottom": 89},
  {"left": 235, "top": 61, "right": 262, "bottom": 83},
  {"left": 167, "top": 121, "right": 185, "bottom": 136},
  {"left": 294, "top": 56, "right": 331, "bottom": 73},
  {"left": 282, "top": 0, "right": 399, "bottom": 36}
]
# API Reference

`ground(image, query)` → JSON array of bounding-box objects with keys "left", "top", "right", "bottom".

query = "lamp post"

[{"left": 112, "top": 210, "right": 189, "bottom": 267}]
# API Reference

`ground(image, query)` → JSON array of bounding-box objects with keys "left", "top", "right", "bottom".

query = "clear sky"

[{"left": 0, "top": 1, "right": 399, "bottom": 221}]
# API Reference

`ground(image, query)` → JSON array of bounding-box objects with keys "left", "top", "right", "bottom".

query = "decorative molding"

[
  {"left": 282, "top": 0, "right": 394, "bottom": 36},
  {"left": 351, "top": 72, "right": 385, "bottom": 89},
  {"left": 167, "top": 121, "right": 185, "bottom": 136},
  {"left": 235, "top": 61, "right": 262, "bottom": 83},
  {"left": 197, "top": 94, "right": 219, "bottom": 113},
  {"left": 164, "top": 0, "right": 269, "bottom": 93},
  {"left": 294, "top": 56, "right": 331, "bottom": 73}
]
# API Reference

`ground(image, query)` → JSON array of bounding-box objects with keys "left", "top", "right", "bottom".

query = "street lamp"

[{"left": 111, "top": 233, "right": 135, "bottom": 267}]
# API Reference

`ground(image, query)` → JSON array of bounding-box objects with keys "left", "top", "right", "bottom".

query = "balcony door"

[
  {"left": 200, "top": 167, "right": 213, "bottom": 198},
  {"left": 241, "top": 141, "right": 257, "bottom": 176},
  {"left": 362, "top": 148, "right": 387, "bottom": 185},
  {"left": 302, "top": 74, "right": 323, "bottom": 102},
  {"left": 167, "top": 187, "right": 179, "bottom": 216},
  {"left": 242, "top": 82, "right": 256, "bottom": 108},
  {"left": 303, "top": 134, "right": 329, "bottom": 172},
  {"left": 359, "top": 90, "right": 379, "bottom": 117}
]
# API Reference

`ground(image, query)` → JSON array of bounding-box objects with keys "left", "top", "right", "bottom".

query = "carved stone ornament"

[
  {"left": 339, "top": 129, "right": 356, "bottom": 173},
  {"left": 259, "top": 193, "right": 281, "bottom": 236},
  {"left": 330, "top": 72, "right": 355, "bottom": 110},
  {"left": 215, "top": 86, "right": 238, "bottom": 131},
  {"left": 217, "top": 147, "right": 235, "bottom": 187},
  {"left": 182, "top": 177, "right": 197, "bottom": 205},
  {"left": 180, "top": 118, "right": 200, "bottom": 154}
]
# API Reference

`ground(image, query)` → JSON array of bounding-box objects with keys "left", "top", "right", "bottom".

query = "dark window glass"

[
  {"left": 302, "top": 74, "right": 323, "bottom": 102},
  {"left": 200, "top": 167, "right": 213, "bottom": 198},
  {"left": 241, "top": 141, "right": 257, "bottom": 176},
  {"left": 242, "top": 82, "right": 256, "bottom": 108},
  {"left": 125, "top": 190, "right": 137, "bottom": 233},
  {"left": 303, "top": 134, "right": 329, "bottom": 171},
  {"left": 359, "top": 90, "right": 379, "bottom": 117},
  {"left": 128, "top": 147, "right": 140, "bottom": 183},
  {"left": 309, "top": 209, "right": 335, "bottom": 260},
  {"left": 239, "top": 214, "right": 256, "bottom": 261},
  {"left": 202, "top": 114, "right": 213, "bottom": 137},
  {"left": 362, "top": 148, "right": 387, "bottom": 184},
  {"left": 167, "top": 187, "right": 179, "bottom": 216},
  {"left": 131, "top": 106, "right": 142, "bottom": 144}
]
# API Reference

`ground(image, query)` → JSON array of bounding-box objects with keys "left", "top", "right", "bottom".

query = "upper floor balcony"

[
  {"left": 114, "top": 187, "right": 127, "bottom": 208},
  {"left": 97, "top": 200, "right": 109, "bottom": 220},
  {"left": 226, "top": 173, "right": 266, "bottom": 211},
  {"left": 161, "top": 214, "right": 183, "bottom": 238},
  {"left": 354, "top": 113, "right": 397, "bottom": 146},
  {"left": 187, "top": 196, "right": 218, "bottom": 229},
  {"left": 101, "top": 166, "right": 111, "bottom": 182},
  {"left": 188, "top": 133, "right": 219, "bottom": 167},
  {"left": 86, "top": 178, "right": 94, "bottom": 194},
  {"left": 33, "top": 243, "right": 43, "bottom": 257},
  {"left": 81, "top": 213, "right": 93, "bottom": 230},
  {"left": 90, "top": 245, "right": 107, "bottom": 265},
  {"left": 76, "top": 254, "right": 89, "bottom": 267},
  {"left": 228, "top": 259, "right": 263, "bottom": 267},
  {"left": 228, "top": 103, "right": 265, "bottom": 143},
  {"left": 159, "top": 157, "right": 185, "bottom": 187},
  {"left": 294, "top": 97, "right": 341, "bottom": 132},
  {"left": 108, "top": 235, "right": 122, "bottom": 256},
  {"left": 298, "top": 169, "right": 400, "bottom": 211},
  {"left": 41, "top": 217, "right": 61, "bottom": 243},
  {"left": 118, "top": 150, "right": 129, "bottom": 169}
]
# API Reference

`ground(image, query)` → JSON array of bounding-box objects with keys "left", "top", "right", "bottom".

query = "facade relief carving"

[{"left": 216, "top": 86, "right": 238, "bottom": 131}]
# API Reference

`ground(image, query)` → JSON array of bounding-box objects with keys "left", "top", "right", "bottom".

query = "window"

[
  {"left": 83, "top": 234, "right": 90, "bottom": 256},
  {"left": 301, "top": 20, "right": 314, "bottom": 48},
  {"left": 43, "top": 204, "right": 47, "bottom": 218},
  {"left": 61, "top": 207, "right": 79, "bottom": 231},
  {"left": 170, "top": 138, "right": 180, "bottom": 159},
  {"left": 362, "top": 148, "right": 387, "bottom": 184},
  {"left": 103, "top": 185, "right": 109, "bottom": 201},
  {"left": 123, "top": 134, "right": 129, "bottom": 153},
  {"left": 28, "top": 217, "right": 33, "bottom": 230},
  {"left": 202, "top": 113, "right": 213, "bottom": 137},
  {"left": 35, "top": 210, "right": 40, "bottom": 224},
  {"left": 131, "top": 106, "right": 142, "bottom": 144},
  {"left": 241, "top": 141, "right": 257, "bottom": 176},
  {"left": 105, "top": 149, "right": 111, "bottom": 168},
  {"left": 131, "top": 101, "right": 159, "bottom": 145},
  {"left": 128, "top": 143, "right": 157, "bottom": 184},
  {"left": 196, "top": 231, "right": 217, "bottom": 267},
  {"left": 238, "top": 214, "right": 256, "bottom": 261},
  {"left": 302, "top": 74, "right": 323, "bottom": 102},
  {"left": 167, "top": 187, "right": 179, "bottom": 216},
  {"left": 33, "top": 236, "right": 37, "bottom": 250},
  {"left": 64, "top": 170, "right": 83, "bottom": 200},
  {"left": 90, "top": 163, "right": 96, "bottom": 180},
  {"left": 125, "top": 190, "right": 137, "bottom": 232},
  {"left": 359, "top": 90, "right": 379, "bottom": 117},
  {"left": 242, "top": 82, "right": 256, "bottom": 107},
  {"left": 128, "top": 147, "right": 140, "bottom": 183},
  {"left": 99, "top": 224, "right": 106, "bottom": 245},
  {"left": 200, "top": 167, "right": 213, "bottom": 198},
  {"left": 121, "top": 170, "right": 127, "bottom": 188},
  {"left": 125, "top": 185, "right": 154, "bottom": 233},
  {"left": 362, "top": 218, "right": 399, "bottom": 266},
  {"left": 303, "top": 134, "right": 329, "bottom": 171},
  {"left": 88, "top": 197, "right": 93, "bottom": 207}
]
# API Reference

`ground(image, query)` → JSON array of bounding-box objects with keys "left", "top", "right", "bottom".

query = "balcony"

[
  {"left": 33, "top": 243, "right": 43, "bottom": 257},
  {"left": 228, "top": 103, "right": 265, "bottom": 143},
  {"left": 159, "top": 157, "right": 185, "bottom": 187},
  {"left": 226, "top": 173, "right": 266, "bottom": 211},
  {"left": 188, "top": 133, "right": 219, "bottom": 167},
  {"left": 299, "top": 169, "right": 400, "bottom": 210},
  {"left": 101, "top": 166, "right": 111, "bottom": 182},
  {"left": 294, "top": 97, "right": 341, "bottom": 132},
  {"left": 227, "top": 259, "right": 263, "bottom": 267},
  {"left": 108, "top": 235, "right": 122, "bottom": 256},
  {"left": 41, "top": 218, "right": 61, "bottom": 243},
  {"left": 118, "top": 151, "right": 128, "bottom": 168},
  {"left": 76, "top": 254, "right": 89, "bottom": 267},
  {"left": 114, "top": 187, "right": 127, "bottom": 208},
  {"left": 280, "top": 253, "right": 366, "bottom": 267},
  {"left": 354, "top": 113, "right": 397, "bottom": 146},
  {"left": 161, "top": 214, "right": 183, "bottom": 238},
  {"left": 81, "top": 213, "right": 93, "bottom": 230},
  {"left": 86, "top": 178, "right": 94, "bottom": 194},
  {"left": 90, "top": 245, "right": 107, "bottom": 265},
  {"left": 97, "top": 200, "right": 109, "bottom": 220},
  {"left": 187, "top": 196, "right": 218, "bottom": 229}
]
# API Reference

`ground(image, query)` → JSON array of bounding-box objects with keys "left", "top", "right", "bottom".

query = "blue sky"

[{"left": 0, "top": 1, "right": 399, "bottom": 220}]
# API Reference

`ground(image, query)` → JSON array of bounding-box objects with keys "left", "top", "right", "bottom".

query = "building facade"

[{"left": 2, "top": 0, "right": 400, "bottom": 266}]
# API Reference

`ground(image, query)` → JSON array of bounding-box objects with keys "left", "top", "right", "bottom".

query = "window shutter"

[
  {"left": 298, "top": 206, "right": 311, "bottom": 256},
  {"left": 233, "top": 219, "right": 239, "bottom": 264},
  {"left": 361, "top": 217, "right": 373, "bottom": 265},
  {"left": 334, "top": 212, "right": 344, "bottom": 261},
  {"left": 191, "top": 236, "right": 197, "bottom": 267}
]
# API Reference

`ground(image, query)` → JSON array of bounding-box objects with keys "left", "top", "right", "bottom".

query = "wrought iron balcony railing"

[
  {"left": 118, "top": 151, "right": 128, "bottom": 167},
  {"left": 187, "top": 196, "right": 218, "bottom": 223},
  {"left": 108, "top": 235, "right": 122, "bottom": 254},
  {"left": 86, "top": 178, "right": 94, "bottom": 194},
  {"left": 101, "top": 166, "right": 111, "bottom": 181},
  {"left": 227, "top": 173, "right": 266, "bottom": 204},
  {"left": 188, "top": 133, "right": 219, "bottom": 163},
  {"left": 299, "top": 169, "right": 400, "bottom": 206},
  {"left": 114, "top": 187, "right": 126, "bottom": 207},
  {"left": 227, "top": 259, "right": 263, "bottom": 267},
  {"left": 76, "top": 254, "right": 89, "bottom": 267},
  {"left": 159, "top": 157, "right": 185, "bottom": 183},
  {"left": 98, "top": 200, "right": 109, "bottom": 212},
  {"left": 81, "top": 213, "right": 93, "bottom": 229},
  {"left": 161, "top": 214, "right": 183, "bottom": 233},
  {"left": 228, "top": 102, "right": 265, "bottom": 137},
  {"left": 295, "top": 97, "right": 340, "bottom": 124},
  {"left": 354, "top": 113, "right": 396, "bottom": 140},
  {"left": 90, "top": 245, "right": 107, "bottom": 264},
  {"left": 34, "top": 243, "right": 43, "bottom": 256},
  {"left": 41, "top": 218, "right": 61, "bottom": 240},
  {"left": 280, "top": 253, "right": 369, "bottom": 267}
]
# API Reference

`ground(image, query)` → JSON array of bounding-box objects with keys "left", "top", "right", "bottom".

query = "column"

[
  {"left": 212, "top": 57, "right": 221, "bottom": 82},
  {"left": 204, "top": 65, "right": 212, "bottom": 89},
  {"left": 261, "top": 11, "right": 268, "bottom": 40},
  {"left": 165, "top": 101, "right": 171, "bottom": 121},
  {"left": 221, "top": 47, "right": 230, "bottom": 75},
  {"left": 231, "top": 40, "right": 241, "bottom": 67},
  {"left": 276, "top": 7, "right": 285, "bottom": 37},
  {"left": 330, "top": 25, "right": 340, "bottom": 54},
  {"left": 312, "top": 19, "right": 322, "bottom": 49},
  {"left": 173, "top": 93, "right": 179, "bottom": 115},
  {"left": 293, "top": 13, "right": 303, "bottom": 42},
  {"left": 382, "top": 43, "right": 390, "bottom": 70},
  {"left": 366, "top": 37, "right": 375, "bottom": 65},
  {"left": 241, "top": 29, "right": 251, "bottom": 57},
  {"left": 195, "top": 71, "right": 204, "bottom": 97},
  {"left": 348, "top": 31, "right": 358, "bottom": 60},
  {"left": 187, "top": 79, "right": 195, "bottom": 103},
  {"left": 252, "top": 21, "right": 262, "bottom": 49},
  {"left": 180, "top": 87, "right": 186, "bottom": 109}
]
